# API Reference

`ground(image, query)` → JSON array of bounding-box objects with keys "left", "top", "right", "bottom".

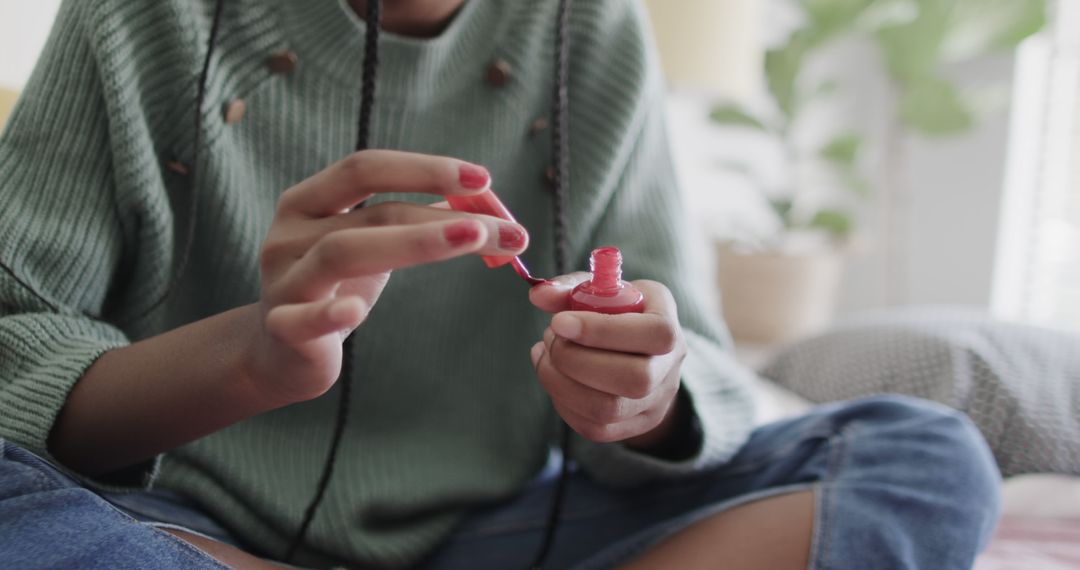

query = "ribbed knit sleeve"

[
  {"left": 0, "top": 1, "right": 132, "bottom": 461},
  {"left": 566, "top": 2, "right": 757, "bottom": 487}
]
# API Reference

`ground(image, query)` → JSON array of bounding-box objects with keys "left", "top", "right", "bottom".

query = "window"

[{"left": 993, "top": 0, "right": 1080, "bottom": 331}]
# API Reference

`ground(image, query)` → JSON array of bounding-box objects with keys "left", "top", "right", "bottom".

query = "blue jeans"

[{"left": 1, "top": 396, "right": 1001, "bottom": 569}]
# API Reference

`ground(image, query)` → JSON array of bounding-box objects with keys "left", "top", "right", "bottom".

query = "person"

[{"left": 0, "top": 0, "right": 1002, "bottom": 568}]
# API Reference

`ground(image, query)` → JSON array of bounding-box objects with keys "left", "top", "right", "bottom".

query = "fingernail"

[
  {"left": 538, "top": 276, "right": 568, "bottom": 289},
  {"left": 551, "top": 314, "right": 582, "bottom": 340},
  {"left": 530, "top": 341, "right": 544, "bottom": 365},
  {"left": 459, "top": 163, "right": 490, "bottom": 190},
  {"left": 498, "top": 224, "right": 527, "bottom": 250},
  {"left": 444, "top": 220, "right": 481, "bottom": 247}
]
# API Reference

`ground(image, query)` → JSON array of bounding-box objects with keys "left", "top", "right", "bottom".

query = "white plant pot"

[{"left": 717, "top": 242, "right": 845, "bottom": 344}]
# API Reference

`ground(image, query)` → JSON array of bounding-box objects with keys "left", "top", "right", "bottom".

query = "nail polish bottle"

[{"left": 570, "top": 247, "right": 645, "bottom": 314}]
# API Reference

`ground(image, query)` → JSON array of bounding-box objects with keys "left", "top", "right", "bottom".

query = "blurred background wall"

[
  {"left": 0, "top": 0, "right": 61, "bottom": 123},
  {"left": 646, "top": 0, "right": 1076, "bottom": 346},
  {"left": 0, "top": 0, "right": 60, "bottom": 90}
]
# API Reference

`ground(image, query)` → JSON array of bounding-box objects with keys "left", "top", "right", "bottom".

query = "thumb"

[{"left": 528, "top": 272, "right": 590, "bottom": 313}]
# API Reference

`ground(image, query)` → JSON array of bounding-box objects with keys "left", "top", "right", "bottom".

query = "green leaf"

[
  {"left": 770, "top": 198, "right": 795, "bottom": 227},
  {"left": 874, "top": 1, "right": 952, "bottom": 83},
  {"left": 803, "top": 0, "right": 876, "bottom": 44},
  {"left": 856, "top": 0, "right": 920, "bottom": 33},
  {"left": 764, "top": 33, "right": 811, "bottom": 119},
  {"left": 899, "top": 75, "right": 974, "bottom": 136},
  {"left": 991, "top": 0, "right": 1046, "bottom": 47},
  {"left": 809, "top": 209, "right": 854, "bottom": 237},
  {"left": 820, "top": 131, "right": 871, "bottom": 196},
  {"left": 949, "top": 0, "right": 1046, "bottom": 54},
  {"left": 839, "top": 168, "right": 873, "bottom": 197},
  {"left": 811, "top": 80, "right": 840, "bottom": 100},
  {"left": 820, "top": 132, "right": 862, "bottom": 166},
  {"left": 709, "top": 105, "right": 769, "bottom": 131}
]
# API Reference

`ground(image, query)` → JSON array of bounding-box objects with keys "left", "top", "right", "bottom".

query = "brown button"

[
  {"left": 486, "top": 59, "right": 512, "bottom": 87},
  {"left": 528, "top": 117, "right": 549, "bottom": 137},
  {"left": 165, "top": 160, "right": 189, "bottom": 176},
  {"left": 267, "top": 50, "right": 298, "bottom": 74},
  {"left": 223, "top": 99, "right": 247, "bottom": 125}
]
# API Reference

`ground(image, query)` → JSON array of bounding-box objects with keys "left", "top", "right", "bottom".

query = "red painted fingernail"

[
  {"left": 444, "top": 220, "right": 481, "bottom": 247},
  {"left": 499, "top": 225, "right": 526, "bottom": 250},
  {"left": 458, "top": 163, "right": 490, "bottom": 190}
]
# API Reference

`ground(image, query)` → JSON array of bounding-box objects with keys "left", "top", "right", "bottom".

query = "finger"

[
  {"left": 533, "top": 339, "right": 650, "bottom": 424},
  {"left": 335, "top": 202, "right": 529, "bottom": 253},
  {"left": 545, "top": 335, "right": 669, "bottom": 399},
  {"left": 528, "top": 272, "right": 591, "bottom": 313},
  {"left": 278, "top": 150, "right": 491, "bottom": 217},
  {"left": 337, "top": 201, "right": 471, "bottom": 227},
  {"left": 555, "top": 404, "right": 655, "bottom": 444},
  {"left": 548, "top": 281, "right": 681, "bottom": 355},
  {"left": 274, "top": 219, "right": 496, "bottom": 302},
  {"left": 264, "top": 203, "right": 527, "bottom": 271},
  {"left": 530, "top": 341, "right": 545, "bottom": 370},
  {"left": 265, "top": 296, "right": 369, "bottom": 345}
]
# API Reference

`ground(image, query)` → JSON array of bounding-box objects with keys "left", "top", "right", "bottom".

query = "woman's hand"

[
  {"left": 529, "top": 276, "right": 688, "bottom": 452},
  {"left": 248, "top": 150, "right": 529, "bottom": 405},
  {"left": 50, "top": 150, "right": 528, "bottom": 474}
]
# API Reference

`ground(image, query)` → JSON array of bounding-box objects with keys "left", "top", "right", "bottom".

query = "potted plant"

[{"left": 710, "top": 0, "right": 1046, "bottom": 344}]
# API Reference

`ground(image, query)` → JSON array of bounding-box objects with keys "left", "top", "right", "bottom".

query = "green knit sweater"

[{"left": 0, "top": 0, "right": 756, "bottom": 566}]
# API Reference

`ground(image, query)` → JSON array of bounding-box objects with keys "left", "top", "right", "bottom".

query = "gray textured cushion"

[{"left": 760, "top": 308, "right": 1080, "bottom": 477}]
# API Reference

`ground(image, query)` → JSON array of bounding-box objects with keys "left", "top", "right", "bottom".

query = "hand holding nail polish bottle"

[{"left": 569, "top": 247, "right": 645, "bottom": 314}]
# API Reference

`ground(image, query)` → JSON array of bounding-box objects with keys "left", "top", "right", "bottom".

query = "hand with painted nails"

[
  {"left": 528, "top": 275, "right": 689, "bottom": 452},
  {"left": 250, "top": 150, "right": 530, "bottom": 405}
]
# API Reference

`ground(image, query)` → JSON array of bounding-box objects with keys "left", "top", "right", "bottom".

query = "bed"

[{"left": 744, "top": 308, "right": 1080, "bottom": 569}]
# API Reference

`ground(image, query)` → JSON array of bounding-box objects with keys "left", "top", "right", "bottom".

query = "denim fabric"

[
  {"left": 419, "top": 395, "right": 1002, "bottom": 570},
  {"left": 0, "top": 439, "right": 226, "bottom": 569},
  {"left": 1, "top": 395, "right": 1001, "bottom": 569}
]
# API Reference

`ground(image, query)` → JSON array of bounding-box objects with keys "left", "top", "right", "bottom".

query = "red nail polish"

[
  {"left": 569, "top": 247, "right": 645, "bottom": 314},
  {"left": 511, "top": 257, "right": 547, "bottom": 286},
  {"left": 447, "top": 188, "right": 519, "bottom": 268},
  {"left": 458, "top": 164, "right": 490, "bottom": 190},
  {"left": 444, "top": 220, "right": 481, "bottom": 247},
  {"left": 499, "top": 225, "right": 526, "bottom": 250},
  {"left": 446, "top": 188, "right": 549, "bottom": 286}
]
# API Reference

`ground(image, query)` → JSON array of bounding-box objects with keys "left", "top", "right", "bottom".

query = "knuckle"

[
  {"left": 259, "top": 239, "right": 285, "bottom": 271},
  {"left": 591, "top": 395, "right": 627, "bottom": 424},
  {"left": 362, "top": 203, "right": 399, "bottom": 227},
  {"left": 259, "top": 233, "right": 305, "bottom": 276},
  {"left": 343, "top": 150, "right": 377, "bottom": 180},
  {"left": 650, "top": 321, "right": 679, "bottom": 354},
  {"left": 409, "top": 228, "right": 445, "bottom": 259},
  {"left": 578, "top": 421, "right": 617, "bottom": 443},
  {"left": 275, "top": 190, "right": 296, "bottom": 214},
  {"left": 547, "top": 338, "right": 569, "bottom": 368},
  {"left": 427, "top": 158, "right": 457, "bottom": 193},
  {"left": 314, "top": 232, "right": 349, "bottom": 270},
  {"left": 535, "top": 365, "right": 558, "bottom": 391},
  {"left": 263, "top": 310, "right": 290, "bottom": 343},
  {"left": 262, "top": 280, "right": 290, "bottom": 306},
  {"left": 624, "top": 362, "right": 655, "bottom": 399}
]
